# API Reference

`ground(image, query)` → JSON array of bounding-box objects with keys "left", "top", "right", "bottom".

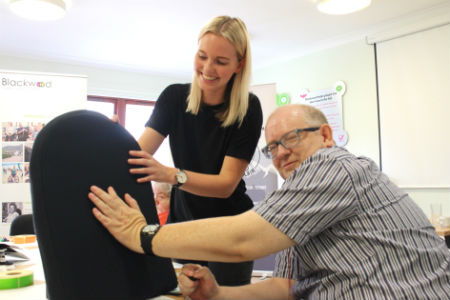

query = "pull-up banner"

[{"left": 0, "top": 70, "right": 87, "bottom": 236}]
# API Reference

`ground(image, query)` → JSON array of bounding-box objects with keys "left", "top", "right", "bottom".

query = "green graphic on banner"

[{"left": 276, "top": 93, "right": 290, "bottom": 106}]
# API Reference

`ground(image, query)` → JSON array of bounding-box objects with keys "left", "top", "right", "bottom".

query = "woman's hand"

[
  {"left": 88, "top": 185, "right": 147, "bottom": 254},
  {"left": 178, "top": 264, "right": 221, "bottom": 300},
  {"left": 110, "top": 114, "right": 119, "bottom": 123},
  {"left": 128, "top": 150, "right": 176, "bottom": 184}
]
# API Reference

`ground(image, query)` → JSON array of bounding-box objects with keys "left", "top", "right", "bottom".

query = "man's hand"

[
  {"left": 178, "top": 264, "right": 221, "bottom": 300},
  {"left": 88, "top": 185, "right": 147, "bottom": 254}
]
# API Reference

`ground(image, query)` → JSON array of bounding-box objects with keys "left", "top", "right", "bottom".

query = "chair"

[
  {"left": 9, "top": 214, "right": 34, "bottom": 235},
  {"left": 29, "top": 110, "right": 177, "bottom": 299}
]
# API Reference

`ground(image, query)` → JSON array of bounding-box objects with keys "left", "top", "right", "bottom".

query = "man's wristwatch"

[
  {"left": 140, "top": 224, "right": 161, "bottom": 256},
  {"left": 174, "top": 168, "right": 187, "bottom": 188}
]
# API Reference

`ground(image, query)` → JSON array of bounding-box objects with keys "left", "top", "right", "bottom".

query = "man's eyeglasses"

[{"left": 261, "top": 127, "right": 320, "bottom": 159}]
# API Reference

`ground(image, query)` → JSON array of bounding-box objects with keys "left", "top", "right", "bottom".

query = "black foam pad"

[{"left": 30, "top": 110, "right": 177, "bottom": 299}]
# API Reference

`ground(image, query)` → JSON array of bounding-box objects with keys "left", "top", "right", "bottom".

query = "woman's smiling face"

[{"left": 194, "top": 33, "right": 243, "bottom": 103}]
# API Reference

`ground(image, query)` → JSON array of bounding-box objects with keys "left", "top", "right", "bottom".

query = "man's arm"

[
  {"left": 88, "top": 185, "right": 295, "bottom": 262},
  {"left": 153, "top": 210, "right": 294, "bottom": 262},
  {"left": 179, "top": 264, "right": 295, "bottom": 300}
]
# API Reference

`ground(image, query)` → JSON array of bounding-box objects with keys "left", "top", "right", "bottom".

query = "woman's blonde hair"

[{"left": 186, "top": 16, "right": 252, "bottom": 127}]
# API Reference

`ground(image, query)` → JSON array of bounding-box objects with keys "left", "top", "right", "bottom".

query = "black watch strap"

[{"left": 140, "top": 224, "right": 161, "bottom": 256}]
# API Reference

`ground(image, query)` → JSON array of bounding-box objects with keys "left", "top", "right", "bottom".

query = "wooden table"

[{"left": 435, "top": 226, "right": 450, "bottom": 248}]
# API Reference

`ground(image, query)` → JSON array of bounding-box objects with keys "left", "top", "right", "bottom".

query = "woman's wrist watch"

[
  {"left": 174, "top": 168, "right": 187, "bottom": 188},
  {"left": 140, "top": 224, "right": 161, "bottom": 256}
]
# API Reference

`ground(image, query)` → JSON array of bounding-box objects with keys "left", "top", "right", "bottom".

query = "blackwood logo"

[{"left": 2, "top": 78, "right": 52, "bottom": 88}]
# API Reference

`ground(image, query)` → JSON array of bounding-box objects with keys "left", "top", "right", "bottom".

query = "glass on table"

[{"left": 430, "top": 202, "right": 442, "bottom": 226}]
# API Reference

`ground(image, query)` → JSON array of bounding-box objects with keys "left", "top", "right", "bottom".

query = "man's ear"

[{"left": 320, "top": 124, "right": 334, "bottom": 147}]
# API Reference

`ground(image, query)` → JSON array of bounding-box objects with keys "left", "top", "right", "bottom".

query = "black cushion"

[
  {"left": 9, "top": 214, "right": 34, "bottom": 235},
  {"left": 30, "top": 110, "right": 177, "bottom": 299}
]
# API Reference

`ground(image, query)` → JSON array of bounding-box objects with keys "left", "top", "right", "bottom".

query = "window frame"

[{"left": 87, "top": 95, "right": 155, "bottom": 127}]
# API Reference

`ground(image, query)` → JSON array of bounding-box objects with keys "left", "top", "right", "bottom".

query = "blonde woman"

[{"left": 128, "top": 16, "right": 262, "bottom": 286}]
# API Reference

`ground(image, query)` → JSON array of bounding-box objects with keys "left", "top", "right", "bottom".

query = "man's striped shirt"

[{"left": 254, "top": 147, "right": 450, "bottom": 300}]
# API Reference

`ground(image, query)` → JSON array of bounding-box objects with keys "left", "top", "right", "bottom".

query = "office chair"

[
  {"left": 30, "top": 110, "right": 177, "bottom": 299},
  {"left": 9, "top": 214, "right": 34, "bottom": 235}
]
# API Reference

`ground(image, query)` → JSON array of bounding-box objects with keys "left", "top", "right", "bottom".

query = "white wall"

[
  {"left": 1, "top": 33, "right": 448, "bottom": 219},
  {"left": 253, "top": 39, "right": 379, "bottom": 163},
  {"left": 0, "top": 55, "right": 189, "bottom": 100},
  {"left": 252, "top": 38, "right": 449, "bottom": 218}
]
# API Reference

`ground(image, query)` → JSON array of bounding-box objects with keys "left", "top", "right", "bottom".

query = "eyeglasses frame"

[{"left": 261, "top": 127, "right": 320, "bottom": 159}]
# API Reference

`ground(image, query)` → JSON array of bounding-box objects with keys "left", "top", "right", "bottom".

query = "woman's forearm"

[
  {"left": 177, "top": 170, "right": 240, "bottom": 198},
  {"left": 177, "top": 156, "right": 248, "bottom": 198}
]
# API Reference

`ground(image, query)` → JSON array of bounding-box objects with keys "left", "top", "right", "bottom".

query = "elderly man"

[{"left": 89, "top": 104, "right": 450, "bottom": 300}]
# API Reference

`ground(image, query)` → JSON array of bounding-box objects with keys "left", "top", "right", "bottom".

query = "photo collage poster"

[
  {"left": 0, "top": 70, "right": 87, "bottom": 235},
  {"left": 1, "top": 122, "right": 46, "bottom": 224}
]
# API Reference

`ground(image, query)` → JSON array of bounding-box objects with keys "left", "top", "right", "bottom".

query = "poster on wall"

[
  {"left": 295, "top": 81, "right": 348, "bottom": 146},
  {"left": 244, "top": 135, "right": 279, "bottom": 205},
  {"left": 0, "top": 70, "right": 87, "bottom": 236},
  {"left": 243, "top": 130, "right": 279, "bottom": 273},
  {"left": 247, "top": 83, "right": 279, "bottom": 206}
]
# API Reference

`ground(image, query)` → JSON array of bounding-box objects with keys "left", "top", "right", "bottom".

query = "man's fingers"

[
  {"left": 182, "top": 264, "right": 201, "bottom": 273},
  {"left": 90, "top": 185, "right": 110, "bottom": 200},
  {"left": 178, "top": 273, "right": 199, "bottom": 296},
  {"left": 89, "top": 185, "right": 122, "bottom": 211},
  {"left": 193, "top": 267, "right": 213, "bottom": 281},
  {"left": 92, "top": 207, "right": 108, "bottom": 224},
  {"left": 124, "top": 193, "right": 140, "bottom": 210},
  {"left": 107, "top": 186, "right": 118, "bottom": 197},
  {"left": 181, "top": 264, "right": 204, "bottom": 280},
  {"left": 88, "top": 190, "right": 110, "bottom": 215}
]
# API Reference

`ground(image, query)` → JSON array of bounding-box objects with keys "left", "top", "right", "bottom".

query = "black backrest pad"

[{"left": 30, "top": 110, "right": 177, "bottom": 299}]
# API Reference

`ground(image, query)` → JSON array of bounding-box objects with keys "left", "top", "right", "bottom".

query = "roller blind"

[{"left": 376, "top": 24, "right": 450, "bottom": 188}]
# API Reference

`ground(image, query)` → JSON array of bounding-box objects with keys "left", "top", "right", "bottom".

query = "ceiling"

[{"left": 0, "top": 0, "right": 448, "bottom": 78}]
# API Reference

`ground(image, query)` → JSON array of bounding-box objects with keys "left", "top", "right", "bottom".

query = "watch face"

[
  {"left": 176, "top": 170, "right": 187, "bottom": 184},
  {"left": 142, "top": 225, "right": 158, "bottom": 234}
]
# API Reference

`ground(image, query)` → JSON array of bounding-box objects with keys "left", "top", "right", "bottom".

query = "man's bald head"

[{"left": 264, "top": 104, "right": 333, "bottom": 179}]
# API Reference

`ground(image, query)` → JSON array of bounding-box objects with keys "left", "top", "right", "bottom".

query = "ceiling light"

[
  {"left": 9, "top": 0, "right": 67, "bottom": 21},
  {"left": 317, "top": 0, "right": 371, "bottom": 15}
]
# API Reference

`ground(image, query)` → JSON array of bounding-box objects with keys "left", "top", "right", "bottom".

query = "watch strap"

[{"left": 140, "top": 224, "right": 161, "bottom": 256}]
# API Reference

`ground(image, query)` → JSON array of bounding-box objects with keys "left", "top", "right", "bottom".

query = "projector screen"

[{"left": 376, "top": 24, "right": 449, "bottom": 188}]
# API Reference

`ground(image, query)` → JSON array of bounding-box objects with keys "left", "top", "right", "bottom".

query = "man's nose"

[{"left": 276, "top": 143, "right": 291, "bottom": 158}]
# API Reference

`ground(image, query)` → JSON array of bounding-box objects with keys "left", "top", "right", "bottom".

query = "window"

[
  {"left": 87, "top": 95, "right": 173, "bottom": 167},
  {"left": 86, "top": 100, "right": 115, "bottom": 119}
]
